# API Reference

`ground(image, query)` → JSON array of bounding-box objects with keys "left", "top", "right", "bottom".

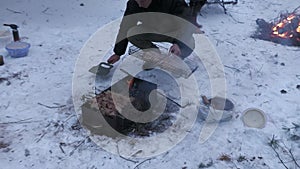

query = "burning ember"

[
  {"left": 272, "top": 13, "right": 300, "bottom": 39},
  {"left": 81, "top": 76, "right": 179, "bottom": 137},
  {"left": 252, "top": 6, "right": 300, "bottom": 46}
]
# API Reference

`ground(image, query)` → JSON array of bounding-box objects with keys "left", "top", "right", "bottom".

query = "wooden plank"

[{"left": 130, "top": 50, "right": 194, "bottom": 78}]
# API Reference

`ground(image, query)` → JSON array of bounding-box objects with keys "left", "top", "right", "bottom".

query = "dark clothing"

[
  {"left": 190, "top": 0, "right": 207, "bottom": 15},
  {"left": 113, "top": 0, "right": 195, "bottom": 57},
  {"left": 127, "top": 25, "right": 194, "bottom": 59}
]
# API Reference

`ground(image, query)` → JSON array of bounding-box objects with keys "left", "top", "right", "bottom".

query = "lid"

[
  {"left": 6, "top": 41, "right": 30, "bottom": 50},
  {"left": 242, "top": 108, "right": 266, "bottom": 129}
]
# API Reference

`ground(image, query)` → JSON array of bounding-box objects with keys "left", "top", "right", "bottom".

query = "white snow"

[{"left": 0, "top": 0, "right": 299, "bottom": 169}]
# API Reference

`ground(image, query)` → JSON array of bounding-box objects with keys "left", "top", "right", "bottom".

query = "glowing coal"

[{"left": 252, "top": 6, "right": 300, "bottom": 46}]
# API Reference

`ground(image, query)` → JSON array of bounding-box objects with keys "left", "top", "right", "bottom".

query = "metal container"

[
  {"left": 242, "top": 108, "right": 266, "bottom": 129},
  {"left": 5, "top": 41, "right": 30, "bottom": 58},
  {"left": 198, "top": 97, "right": 235, "bottom": 122}
]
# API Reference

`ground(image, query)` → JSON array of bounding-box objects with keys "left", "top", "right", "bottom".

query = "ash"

[{"left": 127, "top": 98, "right": 179, "bottom": 137}]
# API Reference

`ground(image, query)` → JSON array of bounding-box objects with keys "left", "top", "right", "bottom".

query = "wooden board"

[{"left": 130, "top": 49, "right": 196, "bottom": 78}]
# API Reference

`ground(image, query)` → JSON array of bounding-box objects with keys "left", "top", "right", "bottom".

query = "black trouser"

[{"left": 127, "top": 25, "right": 195, "bottom": 59}]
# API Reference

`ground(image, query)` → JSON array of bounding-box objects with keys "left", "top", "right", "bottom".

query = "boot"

[{"left": 191, "top": 16, "right": 202, "bottom": 28}]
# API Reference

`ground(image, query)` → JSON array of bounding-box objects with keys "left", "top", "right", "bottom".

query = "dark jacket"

[{"left": 113, "top": 0, "right": 193, "bottom": 56}]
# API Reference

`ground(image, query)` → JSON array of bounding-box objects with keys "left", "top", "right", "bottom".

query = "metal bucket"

[{"left": 198, "top": 97, "right": 235, "bottom": 122}]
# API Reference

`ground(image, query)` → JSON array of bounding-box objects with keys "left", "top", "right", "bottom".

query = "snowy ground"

[{"left": 0, "top": 0, "right": 300, "bottom": 168}]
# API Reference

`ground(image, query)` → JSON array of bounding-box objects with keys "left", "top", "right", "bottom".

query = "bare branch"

[
  {"left": 69, "top": 136, "right": 88, "bottom": 156},
  {"left": 270, "top": 145, "right": 289, "bottom": 169},
  {"left": 133, "top": 158, "right": 152, "bottom": 169},
  {"left": 38, "top": 102, "right": 66, "bottom": 109},
  {"left": 0, "top": 118, "right": 40, "bottom": 125},
  {"left": 116, "top": 143, "right": 138, "bottom": 163},
  {"left": 6, "top": 8, "right": 23, "bottom": 14},
  {"left": 224, "top": 65, "right": 241, "bottom": 72}
]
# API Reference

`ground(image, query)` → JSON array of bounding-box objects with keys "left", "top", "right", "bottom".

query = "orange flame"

[
  {"left": 272, "top": 13, "right": 300, "bottom": 39},
  {"left": 287, "top": 14, "right": 296, "bottom": 21}
]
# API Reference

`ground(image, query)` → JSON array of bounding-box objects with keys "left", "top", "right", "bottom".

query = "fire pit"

[
  {"left": 252, "top": 6, "right": 300, "bottom": 46},
  {"left": 81, "top": 74, "right": 180, "bottom": 137}
]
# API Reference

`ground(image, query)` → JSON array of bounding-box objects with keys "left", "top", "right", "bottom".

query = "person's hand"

[
  {"left": 169, "top": 44, "right": 181, "bottom": 56},
  {"left": 107, "top": 54, "right": 120, "bottom": 64}
]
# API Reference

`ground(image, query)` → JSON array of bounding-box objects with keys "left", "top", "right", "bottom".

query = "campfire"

[
  {"left": 252, "top": 6, "right": 300, "bottom": 46},
  {"left": 81, "top": 75, "right": 179, "bottom": 137}
]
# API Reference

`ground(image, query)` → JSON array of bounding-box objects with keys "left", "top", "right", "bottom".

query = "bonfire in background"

[{"left": 252, "top": 6, "right": 300, "bottom": 46}]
